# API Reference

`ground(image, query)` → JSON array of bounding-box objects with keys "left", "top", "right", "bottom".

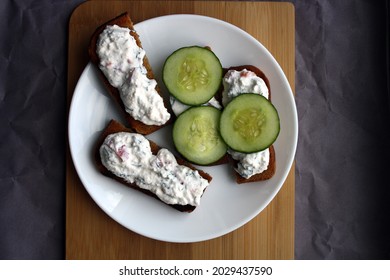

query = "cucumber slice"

[
  {"left": 220, "top": 94, "right": 280, "bottom": 153},
  {"left": 173, "top": 106, "right": 227, "bottom": 165},
  {"left": 163, "top": 46, "right": 223, "bottom": 105}
]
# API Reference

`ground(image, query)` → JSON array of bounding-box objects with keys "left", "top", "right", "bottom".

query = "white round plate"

[{"left": 68, "top": 14, "right": 298, "bottom": 243}]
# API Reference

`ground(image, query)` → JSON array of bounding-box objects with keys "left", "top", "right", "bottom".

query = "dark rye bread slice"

[
  {"left": 220, "top": 65, "right": 276, "bottom": 184},
  {"left": 95, "top": 119, "right": 212, "bottom": 212},
  {"left": 88, "top": 12, "right": 171, "bottom": 135}
]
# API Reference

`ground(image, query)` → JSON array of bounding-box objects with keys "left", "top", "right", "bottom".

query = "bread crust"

[
  {"left": 89, "top": 12, "right": 171, "bottom": 135},
  {"left": 220, "top": 65, "right": 276, "bottom": 184},
  {"left": 95, "top": 119, "right": 212, "bottom": 212}
]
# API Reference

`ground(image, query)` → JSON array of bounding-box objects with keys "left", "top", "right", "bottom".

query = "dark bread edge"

[
  {"left": 218, "top": 65, "right": 276, "bottom": 184},
  {"left": 88, "top": 12, "right": 172, "bottom": 135},
  {"left": 95, "top": 119, "right": 212, "bottom": 213}
]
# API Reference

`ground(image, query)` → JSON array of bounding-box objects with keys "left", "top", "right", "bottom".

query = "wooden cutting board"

[{"left": 66, "top": 0, "right": 295, "bottom": 259}]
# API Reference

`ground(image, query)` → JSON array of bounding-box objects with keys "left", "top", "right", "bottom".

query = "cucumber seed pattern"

[
  {"left": 178, "top": 57, "right": 209, "bottom": 91},
  {"left": 233, "top": 108, "right": 266, "bottom": 140},
  {"left": 188, "top": 116, "right": 219, "bottom": 152}
]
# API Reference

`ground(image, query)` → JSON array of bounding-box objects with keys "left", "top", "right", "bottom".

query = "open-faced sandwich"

[
  {"left": 220, "top": 65, "right": 278, "bottom": 184},
  {"left": 95, "top": 119, "right": 212, "bottom": 212},
  {"left": 89, "top": 12, "right": 171, "bottom": 135}
]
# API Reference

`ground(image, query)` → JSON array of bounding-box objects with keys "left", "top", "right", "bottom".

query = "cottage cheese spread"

[
  {"left": 222, "top": 69, "right": 270, "bottom": 179},
  {"left": 229, "top": 149, "right": 270, "bottom": 179},
  {"left": 222, "top": 69, "right": 269, "bottom": 107},
  {"left": 100, "top": 132, "right": 209, "bottom": 206},
  {"left": 97, "top": 25, "right": 170, "bottom": 125},
  {"left": 120, "top": 68, "right": 170, "bottom": 125},
  {"left": 170, "top": 96, "right": 222, "bottom": 116}
]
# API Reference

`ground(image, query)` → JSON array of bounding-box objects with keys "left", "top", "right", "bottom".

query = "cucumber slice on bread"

[
  {"left": 220, "top": 93, "right": 280, "bottom": 153},
  {"left": 173, "top": 106, "right": 227, "bottom": 165},
  {"left": 163, "top": 46, "right": 223, "bottom": 105}
]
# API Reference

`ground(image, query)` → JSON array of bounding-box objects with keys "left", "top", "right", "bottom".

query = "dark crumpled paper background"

[{"left": 0, "top": 0, "right": 389, "bottom": 259}]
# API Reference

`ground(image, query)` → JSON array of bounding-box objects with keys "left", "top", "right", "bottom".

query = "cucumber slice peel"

[{"left": 220, "top": 93, "right": 280, "bottom": 153}]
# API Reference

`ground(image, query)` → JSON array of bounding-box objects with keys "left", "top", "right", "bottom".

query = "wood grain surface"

[{"left": 66, "top": 0, "right": 295, "bottom": 260}]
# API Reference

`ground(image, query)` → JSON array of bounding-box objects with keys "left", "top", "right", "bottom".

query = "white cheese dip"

[
  {"left": 222, "top": 69, "right": 270, "bottom": 179},
  {"left": 222, "top": 69, "right": 269, "bottom": 107},
  {"left": 100, "top": 132, "right": 209, "bottom": 206},
  {"left": 229, "top": 149, "right": 270, "bottom": 179},
  {"left": 120, "top": 68, "right": 170, "bottom": 125},
  {"left": 170, "top": 96, "right": 222, "bottom": 116},
  {"left": 97, "top": 25, "right": 170, "bottom": 126}
]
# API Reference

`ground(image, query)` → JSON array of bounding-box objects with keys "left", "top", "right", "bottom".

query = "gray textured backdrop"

[{"left": 0, "top": 0, "right": 389, "bottom": 259}]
